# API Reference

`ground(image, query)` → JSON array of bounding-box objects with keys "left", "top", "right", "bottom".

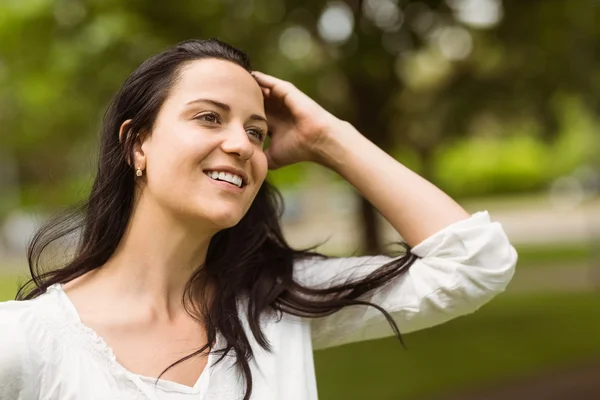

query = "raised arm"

[
  {"left": 252, "top": 71, "right": 517, "bottom": 349},
  {"left": 312, "top": 122, "right": 470, "bottom": 247},
  {"left": 252, "top": 70, "right": 469, "bottom": 246},
  {"left": 293, "top": 211, "right": 517, "bottom": 349}
]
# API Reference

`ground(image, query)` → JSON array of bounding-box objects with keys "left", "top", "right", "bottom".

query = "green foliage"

[
  {"left": 0, "top": 274, "right": 23, "bottom": 302},
  {"left": 429, "top": 95, "right": 598, "bottom": 198},
  {"left": 266, "top": 162, "right": 311, "bottom": 188},
  {"left": 435, "top": 135, "right": 550, "bottom": 197},
  {"left": 0, "top": 0, "right": 598, "bottom": 218},
  {"left": 549, "top": 96, "right": 600, "bottom": 177}
]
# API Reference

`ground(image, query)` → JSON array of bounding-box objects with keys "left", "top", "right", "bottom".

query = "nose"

[{"left": 220, "top": 125, "right": 255, "bottom": 160}]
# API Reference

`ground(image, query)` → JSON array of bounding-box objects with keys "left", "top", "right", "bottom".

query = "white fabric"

[{"left": 0, "top": 211, "right": 517, "bottom": 400}]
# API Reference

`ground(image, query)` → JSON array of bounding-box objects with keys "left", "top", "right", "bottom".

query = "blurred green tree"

[{"left": 0, "top": 0, "right": 598, "bottom": 252}]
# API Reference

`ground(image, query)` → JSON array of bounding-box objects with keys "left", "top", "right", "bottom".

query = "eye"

[
  {"left": 247, "top": 127, "right": 266, "bottom": 142},
  {"left": 194, "top": 112, "right": 220, "bottom": 124}
]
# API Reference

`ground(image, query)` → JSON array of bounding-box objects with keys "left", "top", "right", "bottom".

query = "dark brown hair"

[{"left": 17, "top": 38, "right": 417, "bottom": 400}]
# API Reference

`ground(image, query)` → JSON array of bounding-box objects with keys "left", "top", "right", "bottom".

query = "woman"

[{"left": 0, "top": 39, "right": 517, "bottom": 400}]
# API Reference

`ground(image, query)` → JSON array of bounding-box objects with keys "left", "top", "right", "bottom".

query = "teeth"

[{"left": 205, "top": 170, "right": 243, "bottom": 188}]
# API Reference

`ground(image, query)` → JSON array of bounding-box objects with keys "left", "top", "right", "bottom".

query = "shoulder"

[
  {"left": 0, "top": 286, "right": 64, "bottom": 388},
  {"left": 0, "top": 298, "right": 39, "bottom": 397},
  {"left": 0, "top": 299, "right": 32, "bottom": 355},
  {"left": 0, "top": 285, "right": 63, "bottom": 329},
  {"left": 0, "top": 297, "right": 42, "bottom": 342},
  {"left": 0, "top": 288, "right": 59, "bottom": 353}
]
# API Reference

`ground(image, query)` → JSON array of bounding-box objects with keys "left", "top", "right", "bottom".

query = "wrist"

[{"left": 311, "top": 119, "right": 362, "bottom": 170}]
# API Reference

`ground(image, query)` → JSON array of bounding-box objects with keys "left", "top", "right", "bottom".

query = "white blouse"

[{"left": 0, "top": 211, "right": 517, "bottom": 400}]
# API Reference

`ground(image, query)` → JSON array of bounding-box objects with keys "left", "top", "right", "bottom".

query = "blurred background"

[{"left": 1, "top": 0, "right": 599, "bottom": 398}]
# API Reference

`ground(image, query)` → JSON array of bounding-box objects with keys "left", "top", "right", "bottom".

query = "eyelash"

[{"left": 194, "top": 112, "right": 266, "bottom": 142}]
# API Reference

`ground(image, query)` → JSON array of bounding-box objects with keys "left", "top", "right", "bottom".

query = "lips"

[
  {"left": 202, "top": 165, "right": 249, "bottom": 187},
  {"left": 204, "top": 173, "right": 245, "bottom": 193},
  {"left": 203, "top": 170, "right": 244, "bottom": 188}
]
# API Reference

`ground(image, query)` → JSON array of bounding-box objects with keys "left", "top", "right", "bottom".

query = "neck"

[{"left": 91, "top": 195, "right": 217, "bottom": 319}]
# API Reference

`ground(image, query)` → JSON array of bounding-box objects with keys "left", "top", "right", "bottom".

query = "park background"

[{"left": 0, "top": 0, "right": 599, "bottom": 398}]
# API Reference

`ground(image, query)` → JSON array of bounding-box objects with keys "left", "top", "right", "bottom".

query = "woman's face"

[{"left": 136, "top": 58, "right": 269, "bottom": 230}]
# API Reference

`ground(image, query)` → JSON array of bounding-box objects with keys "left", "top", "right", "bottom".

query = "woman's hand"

[
  {"left": 252, "top": 73, "right": 472, "bottom": 248},
  {"left": 251, "top": 71, "right": 343, "bottom": 169}
]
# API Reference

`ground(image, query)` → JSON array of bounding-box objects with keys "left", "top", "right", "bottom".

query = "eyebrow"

[{"left": 185, "top": 98, "right": 268, "bottom": 124}]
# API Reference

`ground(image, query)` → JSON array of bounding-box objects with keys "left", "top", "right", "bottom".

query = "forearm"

[{"left": 314, "top": 120, "right": 471, "bottom": 248}]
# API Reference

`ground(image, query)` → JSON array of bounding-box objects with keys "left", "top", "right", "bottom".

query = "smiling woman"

[{"left": 0, "top": 39, "right": 517, "bottom": 400}]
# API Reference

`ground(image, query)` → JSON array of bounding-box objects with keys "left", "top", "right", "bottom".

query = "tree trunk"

[{"left": 359, "top": 195, "right": 380, "bottom": 255}]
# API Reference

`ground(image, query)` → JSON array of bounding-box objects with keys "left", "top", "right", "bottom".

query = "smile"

[{"left": 203, "top": 170, "right": 245, "bottom": 188}]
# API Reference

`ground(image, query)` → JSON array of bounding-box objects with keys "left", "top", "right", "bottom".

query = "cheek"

[
  {"left": 252, "top": 151, "right": 269, "bottom": 182},
  {"left": 148, "top": 146, "right": 188, "bottom": 184},
  {"left": 153, "top": 124, "right": 214, "bottom": 170},
  {"left": 146, "top": 137, "right": 210, "bottom": 194}
]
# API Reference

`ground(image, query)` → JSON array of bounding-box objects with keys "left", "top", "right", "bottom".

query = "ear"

[
  {"left": 119, "top": 119, "right": 147, "bottom": 171},
  {"left": 118, "top": 119, "right": 133, "bottom": 144}
]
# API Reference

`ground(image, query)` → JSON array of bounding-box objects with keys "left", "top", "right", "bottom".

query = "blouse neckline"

[{"left": 46, "top": 283, "right": 214, "bottom": 396}]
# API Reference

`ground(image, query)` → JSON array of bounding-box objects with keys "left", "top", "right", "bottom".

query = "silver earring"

[{"left": 136, "top": 167, "right": 143, "bottom": 177}]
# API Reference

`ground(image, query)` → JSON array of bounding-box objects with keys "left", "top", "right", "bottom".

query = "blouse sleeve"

[
  {"left": 293, "top": 211, "right": 517, "bottom": 350},
  {"left": 0, "top": 301, "right": 36, "bottom": 400}
]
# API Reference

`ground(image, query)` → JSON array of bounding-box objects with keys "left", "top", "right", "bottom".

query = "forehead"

[{"left": 169, "top": 58, "right": 263, "bottom": 108}]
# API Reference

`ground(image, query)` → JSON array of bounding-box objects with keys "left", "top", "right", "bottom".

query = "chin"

[
  {"left": 212, "top": 216, "right": 242, "bottom": 229},
  {"left": 204, "top": 208, "right": 245, "bottom": 229}
]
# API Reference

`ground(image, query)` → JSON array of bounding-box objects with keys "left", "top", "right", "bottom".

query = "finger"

[
  {"left": 260, "top": 87, "right": 271, "bottom": 97},
  {"left": 251, "top": 71, "right": 294, "bottom": 99},
  {"left": 251, "top": 71, "right": 280, "bottom": 88}
]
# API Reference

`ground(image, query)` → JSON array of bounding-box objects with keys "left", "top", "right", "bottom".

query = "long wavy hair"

[{"left": 16, "top": 38, "right": 418, "bottom": 400}]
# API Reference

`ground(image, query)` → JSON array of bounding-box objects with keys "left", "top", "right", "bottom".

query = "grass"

[
  {"left": 514, "top": 242, "right": 596, "bottom": 266},
  {"left": 315, "top": 292, "right": 600, "bottom": 399}
]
